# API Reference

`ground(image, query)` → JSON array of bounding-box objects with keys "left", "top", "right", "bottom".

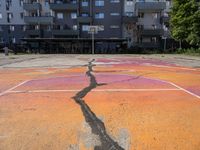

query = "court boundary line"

[
  {"left": 7, "top": 88, "right": 181, "bottom": 94},
  {"left": 101, "top": 73, "right": 200, "bottom": 99},
  {"left": 0, "top": 80, "right": 29, "bottom": 97},
  {"left": 144, "top": 77, "right": 200, "bottom": 99},
  {"left": 168, "top": 82, "right": 200, "bottom": 99},
  {"left": 1, "top": 75, "right": 199, "bottom": 99},
  {"left": 147, "top": 64, "right": 197, "bottom": 71}
]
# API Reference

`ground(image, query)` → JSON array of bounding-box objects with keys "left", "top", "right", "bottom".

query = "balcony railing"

[
  {"left": 139, "top": 28, "right": 164, "bottom": 36},
  {"left": 24, "top": 16, "right": 54, "bottom": 24},
  {"left": 52, "top": 29, "right": 78, "bottom": 36},
  {"left": 123, "top": 16, "right": 138, "bottom": 23},
  {"left": 135, "top": 2, "right": 166, "bottom": 12},
  {"left": 160, "top": 16, "right": 170, "bottom": 24},
  {"left": 23, "top": 3, "right": 41, "bottom": 11},
  {"left": 49, "top": 3, "right": 78, "bottom": 11},
  {"left": 77, "top": 16, "right": 92, "bottom": 23},
  {"left": 25, "top": 29, "right": 40, "bottom": 35}
]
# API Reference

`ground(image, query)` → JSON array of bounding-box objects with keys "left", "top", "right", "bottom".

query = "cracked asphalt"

[{"left": 0, "top": 54, "right": 200, "bottom": 150}]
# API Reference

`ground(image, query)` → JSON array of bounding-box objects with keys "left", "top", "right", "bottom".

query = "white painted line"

[
  {"left": 29, "top": 74, "right": 84, "bottom": 82},
  {"left": 141, "top": 76, "right": 200, "bottom": 99},
  {"left": 150, "top": 64, "right": 197, "bottom": 71},
  {"left": 0, "top": 80, "right": 29, "bottom": 97},
  {"left": 8, "top": 88, "right": 181, "bottom": 94},
  {"left": 93, "top": 89, "right": 181, "bottom": 92},
  {"left": 168, "top": 82, "right": 200, "bottom": 99}
]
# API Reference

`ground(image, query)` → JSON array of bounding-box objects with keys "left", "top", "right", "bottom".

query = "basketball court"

[{"left": 0, "top": 55, "right": 200, "bottom": 150}]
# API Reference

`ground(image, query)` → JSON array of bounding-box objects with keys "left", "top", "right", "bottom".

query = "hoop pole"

[{"left": 92, "top": 32, "right": 95, "bottom": 54}]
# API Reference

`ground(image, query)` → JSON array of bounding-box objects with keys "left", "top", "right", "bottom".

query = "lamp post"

[{"left": 162, "top": 36, "right": 167, "bottom": 52}]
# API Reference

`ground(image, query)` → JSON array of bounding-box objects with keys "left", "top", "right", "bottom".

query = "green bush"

[{"left": 175, "top": 48, "right": 200, "bottom": 55}]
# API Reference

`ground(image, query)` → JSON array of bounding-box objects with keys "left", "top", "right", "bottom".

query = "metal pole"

[
  {"left": 92, "top": 32, "right": 94, "bottom": 54},
  {"left": 179, "top": 40, "right": 182, "bottom": 49},
  {"left": 164, "top": 37, "right": 167, "bottom": 51}
]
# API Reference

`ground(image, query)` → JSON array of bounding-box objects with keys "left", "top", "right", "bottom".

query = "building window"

[
  {"left": 0, "top": 37, "right": 3, "bottom": 43},
  {"left": 152, "top": 13, "right": 158, "bottom": 19},
  {"left": 110, "top": 13, "right": 120, "bottom": 16},
  {"left": 7, "top": 13, "right": 13, "bottom": 23},
  {"left": 10, "top": 25, "right": 15, "bottom": 31},
  {"left": 73, "top": 25, "right": 77, "bottom": 30},
  {"left": 71, "top": 13, "right": 77, "bottom": 19},
  {"left": 81, "top": 13, "right": 89, "bottom": 17},
  {"left": 95, "top": 13, "right": 104, "bottom": 19},
  {"left": 125, "top": 12, "right": 134, "bottom": 17},
  {"left": 126, "top": 0, "right": 133, "bottom": 5},
  {"left": 137, "top": 25, "right": 144, "bottom": 30},
  {"left": 138, "top": 12, "right": 144, "bottom": 18},
  {"left": 45, "top": 12, "right": 51, "bottom": 16},
  {"left": 19, "top": 0, "right": 23, "bottom": 6},
  {"left": 12, "top": 37, "right": 16, "bottom": 43},
  {"left": 20, "top": 12, "right": 24, "bottom": 19},
  {"left": 82, "top": 25, "right": 89, "bottom": 31},
  {"left": 110, "top": 0, "right": 120, "bottom": 3},
  {"left": 57, "top": 13, "right": 63, "bottom": 19},
  {"left": 110, "top": 25, "right": 119, "bottom": 29},
  {"left": 81, "top": 0, "right": 88, "bottom": 7},
  {"left": 23, "top": 25, "right": 26, "bottom": 31},
  {"left": 95, "top": 0, "right": 104, "bottom": 6},
  {"left": 71, "top": 0, "right": 77, "bottom": 4},
  {"left": 6, "top": 0, "right": 12, "bottom": 11},
  {"left": 45, "top": 0, "right": 49, "bottom": 5}
]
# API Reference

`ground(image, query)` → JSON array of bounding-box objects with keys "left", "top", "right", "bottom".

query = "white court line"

[
  {"left": 0, "top": 80, "right": 29, "bottom": 97},
  {"left": 29, "top": 74, "right": 84, "bottom": 82},
  {"left": 142, "top": 77, "right": 200, "bottom": 99},
  {"left": 168, "top": 82, "right": 200, "bottom": 99},
  {"left": 8, "top": 88, "right": 181, "bottom": 94},
  {"left": 149, "top": 64, "right": 197, "bottom": 71},
  {"left": 110, "top": 73, "right": 200, "bottom": 99},
  {"left": 1, "top": 74, "right": 199, "bottom": 100}
]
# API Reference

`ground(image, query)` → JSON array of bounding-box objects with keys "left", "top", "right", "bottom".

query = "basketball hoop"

[{"left": 88, "top": 26, "right": 99, "bottom": 34}]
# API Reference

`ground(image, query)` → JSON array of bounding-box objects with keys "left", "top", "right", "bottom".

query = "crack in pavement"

[{"left": 72, "top": 59, "right": 124, "bottom": 150}]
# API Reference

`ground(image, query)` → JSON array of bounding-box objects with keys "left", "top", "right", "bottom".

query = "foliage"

[
  {"left": 170, "top": 0, "right": 200, "bottom": 46},
  {"left": 175, "top": 48, "right": 200, "bottom": 55}
]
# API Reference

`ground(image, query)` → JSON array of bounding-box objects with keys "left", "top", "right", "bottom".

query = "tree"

[
  {"left": 186, "top": 9, "right": 200, "bottom": 46},
  {"left": 170, "top": 0, "right": 200, "bottom": 47}
]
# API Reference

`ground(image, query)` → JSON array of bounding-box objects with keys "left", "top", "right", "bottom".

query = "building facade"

[
  {"left": 0, "top": 0, "right": 172, "bottom": 53},
  {"left": 123, "top": 0, "right": 172, "bottom": 49}
]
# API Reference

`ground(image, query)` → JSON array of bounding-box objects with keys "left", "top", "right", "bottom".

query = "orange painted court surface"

[{"left": 0, "top": 55, "right": 200, "bottom": 150}]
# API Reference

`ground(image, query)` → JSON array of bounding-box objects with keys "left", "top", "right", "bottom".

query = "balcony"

[
  {"left": 49, "top": 3, "right": 78, "bottom": 11},
  {"left": 161, "top": 16, "right": 170, "bottom": 24},
  {"left": 140, "top": 29, "right": 164, "bottom": 36},
  {"left": 135, "top": 2, "right": 166, "bottom": 12},
  {"left": 26, "top": 29, "right": 40, "bottom": 35},
  {"left": 24, "top": 16, "right": 54, "bottom": 24},
  {"left": 77, "top": 16, "right": 92, "bottom": 23},
  {"left": 23, "top": 3, "right": 41, "bottom": 11},
  {"left": 52, "top": 30, "right": 78, "bottom": 36},
  {"left": 123, "top": 16, "right": 138, "bottom": 23}
]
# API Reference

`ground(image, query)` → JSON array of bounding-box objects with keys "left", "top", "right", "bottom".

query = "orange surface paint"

[{"left": 0, "top": 57, "right": 200, "bottom": 150}]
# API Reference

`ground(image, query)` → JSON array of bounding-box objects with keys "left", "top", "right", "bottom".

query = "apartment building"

[
  {"left": 0, "top": 0, "right": 172, "bottom": 53},
  {"left": 0, "top": 0, "right": 25, "bottom": 45},
  {"left": 123, "top": 0, "right": 172, "bottom": 49}
]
